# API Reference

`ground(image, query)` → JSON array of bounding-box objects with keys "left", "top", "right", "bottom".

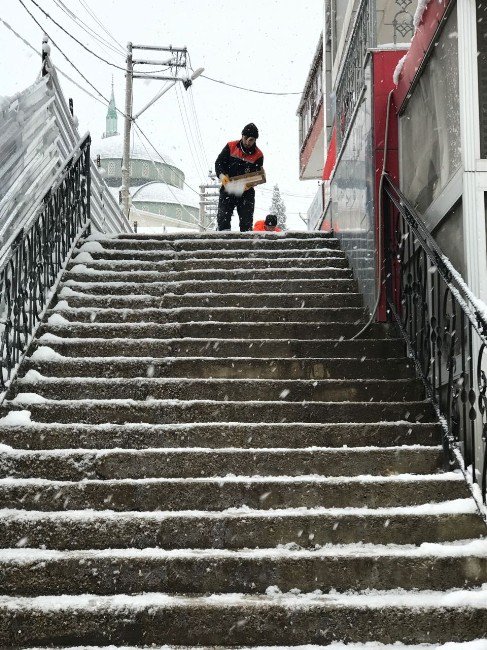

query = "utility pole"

[
  {"left": 121, "top": 43, "right": 133, "bottom": 222},
  {"left": 199, "top": 171, "right": 220, "bottom": 230},
  {"left": 121, "top": 43, "right": 204, "bottom": 224}
]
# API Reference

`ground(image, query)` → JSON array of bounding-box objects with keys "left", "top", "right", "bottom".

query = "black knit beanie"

[{"left": 242, "top": 123, "right": 259, "bottom": 139}]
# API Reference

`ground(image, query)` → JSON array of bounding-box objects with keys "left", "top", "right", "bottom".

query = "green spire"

[{"left": 105, "top": 77, "right": 118, "bottom": 137}]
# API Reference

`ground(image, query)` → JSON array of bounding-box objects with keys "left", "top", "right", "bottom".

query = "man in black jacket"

[{"left": 214, "top": 123, "right": 264, "bottom": 232}]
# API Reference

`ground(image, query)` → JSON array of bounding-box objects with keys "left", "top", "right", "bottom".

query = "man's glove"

[{"left": 219, "top": 173, "right": 230, "bottom": 186}]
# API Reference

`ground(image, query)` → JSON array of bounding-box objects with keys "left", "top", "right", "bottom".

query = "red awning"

[{"left": 322, "top": 124, "right": 337, "bottom": 180}]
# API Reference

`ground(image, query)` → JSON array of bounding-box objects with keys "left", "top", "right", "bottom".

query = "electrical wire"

[
  {"left": 9, "top": 10, "right": 203, "bottom": 206},
  {"left": 77, "top": 0, "right": 124, "bottom": 52},
  {"left": 201, "top": 74, "right": 302, "bottom": 96},
  {"left": 133, "top": 127, "right": 205, "bottom": 229},
  {"left": 17, "top": 0, "right": 121, "bottom": 110},
  {"left": 50, "top": 0, "right": 125, "bottom": 57},
  {"left": 187, "top": 87, "right": 209, "bottom": 171},
  {"left": 0, "top": 17, "right": 112, "bottom": 109},
  {"left": 186, "top": 54, "right": 210, "bottom": 172},
  {"left": 174, "top": 83, "right": 207, "bottom": 182},
  {"left": 26, "top": 0, "right": 126, "bottom": 71},
  {"left": 134, "top": 123, "right": 200, "bottom": 197}
]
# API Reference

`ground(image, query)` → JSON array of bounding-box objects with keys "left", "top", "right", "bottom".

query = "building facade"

[
  {"left": 92, "top": 85, "right": 199, "bottom": 229},
  {"left": 298, "top": 0, "right": 487, "bottom": 501}
]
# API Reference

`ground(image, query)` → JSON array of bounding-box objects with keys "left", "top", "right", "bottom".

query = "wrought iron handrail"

[
  {"left": 383, "top": 174, "right": 487, "bottom": 502},
  {"left": 0, "top": 134, "right": 91, "bottom": 392}
]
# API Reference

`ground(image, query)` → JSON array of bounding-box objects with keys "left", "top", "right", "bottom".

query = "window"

[{"left": 400, "top": 7, "right": 461, "bottom": 215}]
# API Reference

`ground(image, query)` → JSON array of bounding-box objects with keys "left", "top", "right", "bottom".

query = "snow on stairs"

[{"left": 0, "top": 231, "right": 485, "bottom": 648}]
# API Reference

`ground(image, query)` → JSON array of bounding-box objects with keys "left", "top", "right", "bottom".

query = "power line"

[
  {"left": 0, "top": 16, "right": 112, "bottom": 109},
  {"left": 187, "top": 88, "right": 209, "bottom": 171},
  {"left": 201, "top": 74, "right": 302, "bottom": 96},
  {"left": 17, "top": 0, "right": 120, "bottom": 109},
  {"left": 134, "top": 123, "right": 200, "bottom": 197},
  {"left": 26, "top": 0, "right": 126, "bottom": 71},
  {"left": 77, "top": 0, "right": 124, "bottom": 53},
  {"left": 174, "top": 83, "right": 207, "bottom": 182},
  {"left": 50, "top": 0, "right": 125, "bottom": 57},
  {"left": 133, "top": 127, "right": 204, "bottom": 228}
]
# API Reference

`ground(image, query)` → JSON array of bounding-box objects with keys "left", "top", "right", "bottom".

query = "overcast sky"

[{"left": 1, "top": 0, "right": 323, "bottom": 229}]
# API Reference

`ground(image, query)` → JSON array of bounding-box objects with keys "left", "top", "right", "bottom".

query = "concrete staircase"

[{"left": 0, "top": 231, "right": 485, "bottom": 648}]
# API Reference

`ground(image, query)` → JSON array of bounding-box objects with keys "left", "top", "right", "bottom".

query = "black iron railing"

[
  {"left": 383, "top": 175, "right": 487, "bottom": 502},
  {"left": 0, "top": 134, "right": 91, "bottom": 391}
]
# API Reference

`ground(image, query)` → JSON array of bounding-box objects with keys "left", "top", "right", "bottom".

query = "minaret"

[{"left": 104, "top": 77, "right": 118, "bottom": 138}]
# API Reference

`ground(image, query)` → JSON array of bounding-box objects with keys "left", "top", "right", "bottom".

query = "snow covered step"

[
  {"left": 116, "top": 232, "right": 335, "bottom": 240},
  {"left": 84, "top": 247, "right": 346, "bottom": 261},
  {"left": 0, "top": 399, "right": 437, "bottom": 425},
  {"left": 46, "top": 306, "right": 367, "bottom": 325},
  {"left": 1, "top": 590, "right": 486, "bottom": 646},
  {"left": 23, "top": 355, "right": 415, "bottom": 380},
  {"left": 38, "top": 322, "right": 399, "bottom": 342},
  {"left": 11, "top": 377, "right": 425, "bottom": 403},
  {"left": 2, "top": 543, "right": 487, "bottom": 596},
  {"left": 60, "top": 278, "right": 358, "bottom": 295},
  {"left": 0, "top": 446, "right": 444, "bottom": 481},
  {"left": 0, "top": 421, "right": 442, "bottom": 452},
  {"left": 69, "top": 255, "right": 351, "bottom": 271},
  {"left": 30, "top": 337, "right": 405, "bottom": 359},
  {"left": 89, "top": 237, "right": 341, "bottom": 251},
  {"left": 58, "top": 291, "right": 364, "bottom": 310},
  {"left": 18, "top": 644, "right": 487, "bottom": 650},
  {"left": 64, "top": 268, "right": 354, "bottom": 285},
  {"left": 0, "top": 472, "right": 469, "bottom": 511},
  {"left": 0, "top": 501, "right": 481, "bottom": 550}
]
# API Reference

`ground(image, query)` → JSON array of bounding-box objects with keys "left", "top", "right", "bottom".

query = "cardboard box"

[{"left": 228, "top": 169, "right": 266, "bottom": 188}]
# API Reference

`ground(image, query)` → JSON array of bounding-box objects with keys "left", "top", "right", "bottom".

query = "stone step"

[
  {"left": 0, "top": 590, "right": 486, "bottom": 646},
  {"left": 23, "top": 356, "right": 415, "bottom": 380},
  {"left": 0, "top": 472, "right": 468, "bottom": 511},
  {"left": 84, "top": 248, "right": 347, "bottom": 261},
  {"left": 0, "top": 422, "right": 442, "bottom": 451},
  {"left": 65, "top": 268, "right": 354, "bottom": 284},
  {"left": 89, "top": 237, "right": 341, "bottom": 251},
  {"left": 47, "top": 306, "right": 367, "bottom": 325},
  {"left": 1, "top": 399, "right": 436, "bottom": 424},
  {"left": 0, "top": 501, "right": 480, "bottom": 549},
  {"left": 31, "top": 337, "right": 405, "bottom": 359},
  {"left": 0, "top": 446, "right": 443, "bottom": 481},
  {"left": 116, "top": 232, "right": 335, "bottom": 240},
  {"left": 17, "top": 644, "right": 487, "bottom": 650},
  {"left": 38, "top": 322, "right": 396, "bottom": 341},
  {"left": 12, "top": 377, "right": 425, "bottom": 403},
  {"left": 57, "top": 291, "right": 364, "bottom": 309},
  {"left": 60, "top": 278, "right": 358, "bottom": 295},
  {"left": 69, "top": 255, "right": 351, "bottom": 271},
  {"left": 1, "top": 544, "right": 487, "bottom": 596}
]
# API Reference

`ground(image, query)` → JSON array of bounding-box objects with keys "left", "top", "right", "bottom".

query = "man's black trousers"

[{"left": 217, "top": 188, "right": 255, "bottom": 232}]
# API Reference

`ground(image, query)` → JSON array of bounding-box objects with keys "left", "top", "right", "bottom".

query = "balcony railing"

[
  {"left": 335, "top": 0, "right": 375, "bottom": 152},
  {"left": 383, "top": 175, "right": 487, "bottom": 503}
]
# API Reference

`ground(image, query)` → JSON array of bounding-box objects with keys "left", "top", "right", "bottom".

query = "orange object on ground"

[{"left": 253, "top": 220, "right": 282, "bottom": 232}]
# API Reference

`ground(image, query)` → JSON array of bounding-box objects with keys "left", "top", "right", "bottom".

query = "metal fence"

[
  {"left": 384, "top": 175, "right": 487, "bottom": 502},
  {"left": 0, "top": 135, "right": 91, "bottom": 391}
]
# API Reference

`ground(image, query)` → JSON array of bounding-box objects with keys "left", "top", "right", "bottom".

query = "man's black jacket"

[{"left": 215, "top": 139, "right": 264, "bottom": 180}]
